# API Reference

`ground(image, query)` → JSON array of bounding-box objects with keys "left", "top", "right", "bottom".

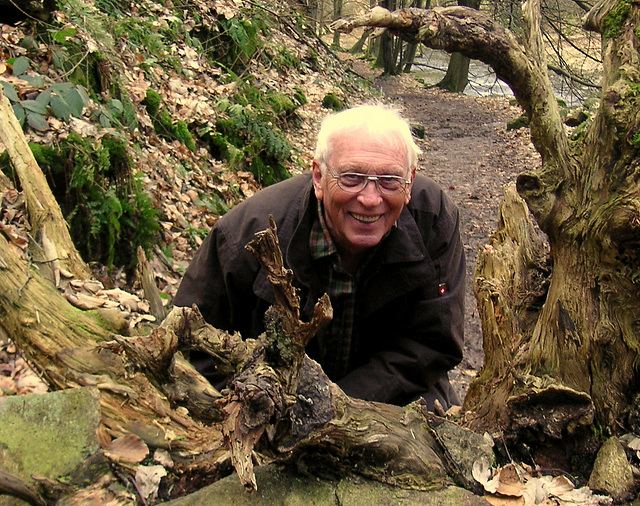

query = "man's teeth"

[{"left": 352, "top": 213, "right": 380, "bottom": 223}]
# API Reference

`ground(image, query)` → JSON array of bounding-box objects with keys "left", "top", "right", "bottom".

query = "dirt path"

[{"left": 365, "top": 71, "right": 540, "bottom": 401}]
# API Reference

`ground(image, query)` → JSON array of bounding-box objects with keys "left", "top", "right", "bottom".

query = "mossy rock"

[
  {"left": 164, "top": 463, "right": 491, "bottom": 505},
  {"left": 322, "top": 92, "right": 345, "bottom": 112},
  {"left": 507, "top": 115, "right": 529, "bottom": 131},
  {"left": 0, "top": 387, "right": 102, "bottom": 482}
]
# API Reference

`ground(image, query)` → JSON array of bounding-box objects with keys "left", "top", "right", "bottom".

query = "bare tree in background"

[
  {"left": 435, "top": 0, "right": 481, "bottom": 92},
  {"left": 376, "top": 0, "right": 425, "bottom": 75}
]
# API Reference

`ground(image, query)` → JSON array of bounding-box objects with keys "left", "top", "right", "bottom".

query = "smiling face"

[{"left": 312, "top": 127, "right": 415, "bottom": 267}]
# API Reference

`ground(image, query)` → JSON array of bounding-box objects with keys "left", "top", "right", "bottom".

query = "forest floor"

[{"left": 351, "top": 61, "right": 541, "bottom": 401}]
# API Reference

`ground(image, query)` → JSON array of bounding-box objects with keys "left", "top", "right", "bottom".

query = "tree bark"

[
  {"left": 436, "top": 52, "right": 470, "bottom": 92},
  {"left": 332, "top": 0, "right": 343, "bottom": 47},
  {"left": 436, "top": 0, "right": 479, "bottom": 92}
]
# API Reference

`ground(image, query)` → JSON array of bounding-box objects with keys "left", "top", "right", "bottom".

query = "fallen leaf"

[
  {"left": 65, "top": 291, "right": 105, "bottom": 310},
  {"left": 0, "top": 222, "right": 28, "bottom": 248},
  {"left": 104, "top": 434, "right": 149, "bottom": 464},
  {"left": 135, "top": 464, "right": 167, "bottom": 500},
  {"left": 473, "top": 456, "right": 500, "bottom": 493},
  {"left": 153, "top": 448, "right": 173, "bottom": 468},
  {"left": 548, "top": 475, "right": 575, "bottom": 495},
  {"left": 493, "top": 464, "right": 526, "bottom": 497},
  {"left": 625, "top": 435, "right": 640, "bottom": 451},
  {"left": 484, "top": 495, "right": 525, "bottom": 506}
]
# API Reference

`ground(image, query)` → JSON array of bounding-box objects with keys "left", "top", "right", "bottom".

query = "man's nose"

[{"left": 357, "top": 179, "right": 383, "bottom": 205}]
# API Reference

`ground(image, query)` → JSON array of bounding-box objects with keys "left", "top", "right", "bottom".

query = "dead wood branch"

[
  {"left": 215, "top": 216, "right": 451, "bottom": 492},
  {"left": 0, "top": 87, "right": 89, "bottom": 281}
]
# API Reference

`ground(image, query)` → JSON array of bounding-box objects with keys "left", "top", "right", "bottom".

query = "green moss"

[
  {"left": 28, "top": 133, "right": 159, "bottom": 274},
  {"left": 267, "top": 90, "right": 296, "bottom": 115},
  {"left": 570, "top": 121, "right": 590, "bottom": 142},
  {"left": 507, "top": 115, "right": 530, "bottom": 131},
  {"left": 322, "top": 92, "right": 344, "bottom": 111},
  {"left": 411, "top": 123, "right": 426, "bottom": 139},
  {"left": 143, "top": 89, "right": 197, "bottom": 151},
  {"left": 0, "top": 388, "right": 101, "bottom": 482},
  {"left": 602, "top": 0, "right": 632, "bottom": 38},
  {"left": 175, "top": 120, "right": 196, "bottom": 151},
  {"left": 158, "top": 110, "right": 174, "bottom": 135},
  {"left": 143, "top": 89, "right": 162, "bottom": 117},
  {"left": 30, "top": 142, "right": 59, "bottom": 166},
  {"left": 269, "top": 43, "right": 301, "bottom": 71},
  {"left": 293, "top": 87, "right": 307, "bottom": 106},
  {"left": 205, "top": 86, "right": 296, "bottom": 185},
  {"left": 264, "top": 313, "right": 294, "bottom": 367}
]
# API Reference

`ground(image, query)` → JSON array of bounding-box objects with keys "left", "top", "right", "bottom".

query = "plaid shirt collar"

[{"left": 310, "top": 200, "right": 338, "bottom": 261}]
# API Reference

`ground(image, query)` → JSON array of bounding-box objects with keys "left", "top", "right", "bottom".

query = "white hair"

[{"left": 314, "top": 103, "right": 422, "bottom": 174}]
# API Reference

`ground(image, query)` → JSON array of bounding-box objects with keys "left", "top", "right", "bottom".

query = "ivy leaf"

[
  {"left": 12, "top": 104, "right": 25, "bottom": 126},
  {"left": 21, "top": 75, "right": 45, "bottom": 88},
  {"left": 11, "top": 56, "right": 30, "bottom": 76},
  {"left": 20, "top": 100, "right": 48, "bottom": 115},
  {"left": 64, "top": 88, "right": 87, "bottom": 117},
  {"left": 1, "top": 81, "right": 19, "bottom": 102},
  {"left": 26, "top": 112, "right": 49, "bottom": 131},
  {"left": 51, "top": 82, "right": 74, "bottom": 94},
  {"left": 99, "top": 111, "right": 112, "bottom": 128},
  {"left": 107, "top": 99, "right": 124, "bottom": 117},
  {"left": 36, "top": 88, "right": 52, "bottom": 106},
  {"left": 51, "top": 26, "right": 77, "bottom": 44},
  {"left": 51, "top": 49, "right": 69, "bottom": 71},
  {"left": 50, "top": 94, "right": 72, "bottom": 122}
]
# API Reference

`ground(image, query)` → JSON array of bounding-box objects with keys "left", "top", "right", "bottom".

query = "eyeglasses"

[{"left": 326, "top": 167, "right": 411, "bottom": 195}]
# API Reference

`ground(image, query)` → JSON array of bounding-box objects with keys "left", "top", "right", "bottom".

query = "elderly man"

[{"left": 174, "top": 103, "right": 465, "bottom": 409}]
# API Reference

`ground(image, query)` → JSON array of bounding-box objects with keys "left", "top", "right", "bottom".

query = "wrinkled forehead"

[
  {"left": 325, "top": 128, "right": 410, "bottom": 172},
  {"left": 327, "top": 121, "right": 414, "bottom": 163}
]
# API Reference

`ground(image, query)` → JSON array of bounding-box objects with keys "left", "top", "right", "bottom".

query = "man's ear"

[
  {"left": 404, "top": 167, "right": 416, "bottom": 205},
  {"left": 312, "top": 160, "right": 324, "bottom": 201}
]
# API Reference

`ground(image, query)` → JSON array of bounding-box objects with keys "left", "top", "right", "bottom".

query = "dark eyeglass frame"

[{"left": 326, "top": 166, "right": 412, "bottom": 195}]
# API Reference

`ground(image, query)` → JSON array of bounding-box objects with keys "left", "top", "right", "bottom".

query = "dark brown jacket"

[{"left": 174, "top": 173, "right": 465, "bottom": 407}]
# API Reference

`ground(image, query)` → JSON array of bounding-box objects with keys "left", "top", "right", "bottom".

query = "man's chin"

[{"left": 346, "top": 234, "right": 385, "bottom": 252}]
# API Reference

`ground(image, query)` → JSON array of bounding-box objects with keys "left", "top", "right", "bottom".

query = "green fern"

[{"left": 27, "top": 133, "right": 158, "bottom": 273}]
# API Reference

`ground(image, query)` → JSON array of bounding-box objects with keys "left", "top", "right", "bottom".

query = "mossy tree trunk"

[
  {"left": 435, "top": 0, "right": 480, "bottom": 92},
  {"left": 332, "top": 1, "right": 640, "bottom": 466},
  {"left": 436, "top": 52, "right": 471, "bottom": 92}
]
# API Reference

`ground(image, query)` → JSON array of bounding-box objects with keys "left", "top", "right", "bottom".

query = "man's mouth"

[{"left": 351, "top": 212, "right": 381, "bottom": 224}]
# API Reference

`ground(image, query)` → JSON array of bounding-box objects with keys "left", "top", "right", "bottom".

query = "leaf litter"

[{"left": 472, "top": 458, "right": 612, "bottom": 505}]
